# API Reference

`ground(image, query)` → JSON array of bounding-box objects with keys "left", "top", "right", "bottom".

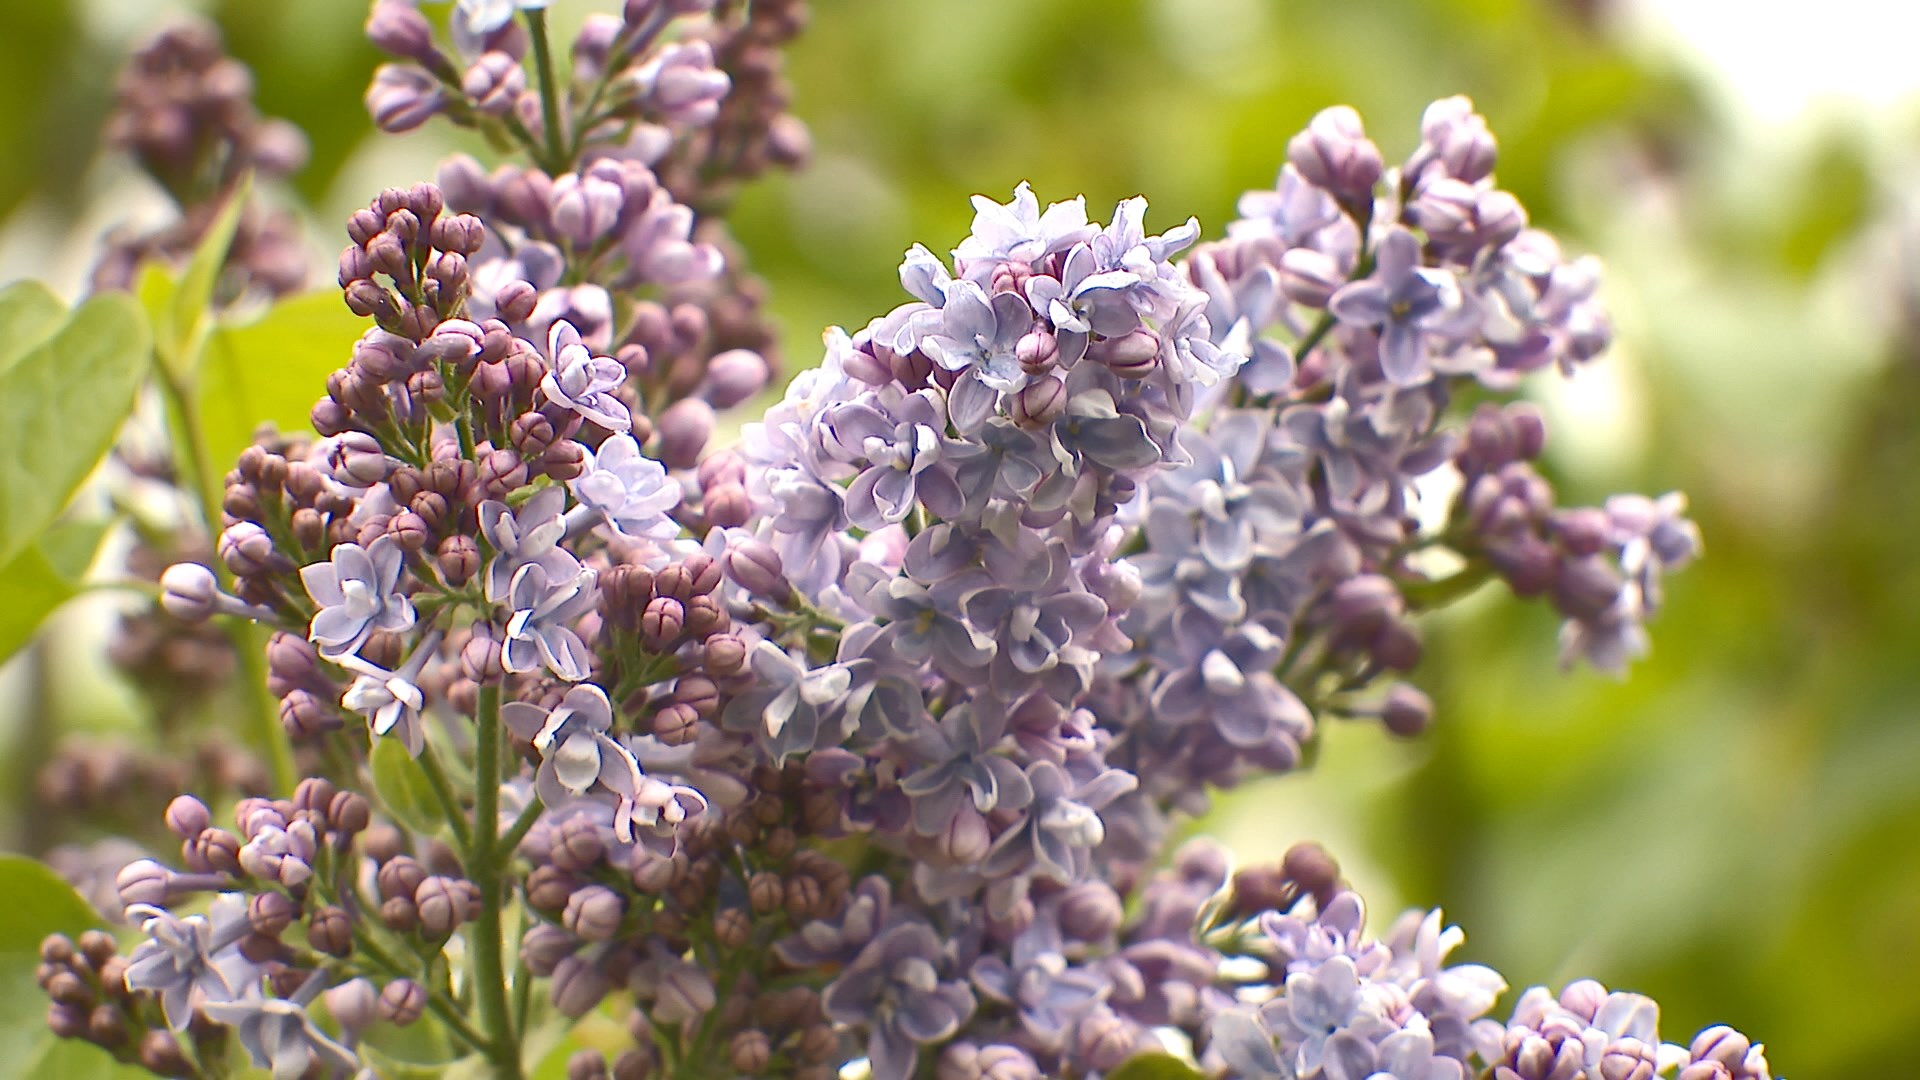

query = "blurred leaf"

[
  {"left": 15, "top": 1034, "right": 150, "bottom": 1080},
  {"left": 1108, "top": 1054, "right": 1207, "bottom": 1080},
  {"left": 0, "top": 856, "right": 110, "bottom": 1078},
  {"left": 359, "top": 1039, "right": 472, "bottom": 1079},
  {"left": 0, "top": 548, "right": 75, "bottom": 665},
  {"left": 198, "top": 290, "right": 363, "bottom": 473},
  {"left": 1778, "top": 137, "right": 1872, "bottom": 277},
  {"left": 370, "top": 737, "right": 444, "bottom": 839},
  {"left": 0, "top": 293, "right": 150, "bottom": 567},
  {"left": 33, "top": 520, "right": 110, "bottom": 584},
  {"left": 169, "top": 173, "right": 253, "bottom": 378},
  {"left": 0, "top": 281, "right": 68, "bottom": 376}
]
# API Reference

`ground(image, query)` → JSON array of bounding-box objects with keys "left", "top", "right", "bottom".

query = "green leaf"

[
  {"left": 370, "top": 736, "right": 445, "bottom": 839},
  {"left": 197, "top": 289, "right": 362, "bottom": 474},
  {"left": 34, "top": 519, "right": 111, "bottom": 583},
  {"left": 136, "top": 264, "right": 178, "bottom": 374},
  {"left": 0, "top": 280, "right": 67, "bottom": 376},
  {"left": 0, "top": 547, "right": 76, "bottom": 664},
  {"left": 0, "top": 292, "right": 150, "bottom": 567},
  {"left": 0, "top": 856, "right": 111, "bottom": 1078},
  {"left": 15, "top": 1033, "right": 150, "bottom": 1080},
  {"left": 1107, "top": 1054, "right": 1206, "bottom": 1080},
  {"left": 168, "top": 172, "right": 253, "bottom": 378}
]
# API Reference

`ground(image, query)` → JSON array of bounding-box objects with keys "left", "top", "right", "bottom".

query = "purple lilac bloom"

[
  {"left": 300, "top": 536, "right": 415, "bottom": 659},
  {"left": 540, "top": 320, "right": 632, "bottom": 432},
  {"left": 570, "top": 434, "right": 682, "bottom": 541},
  {"left": 501, "top": 562, "right": 598, "bottom": 681},
  {"left": 1326, "top": 228, "right": 1463, "bottom": 385}
]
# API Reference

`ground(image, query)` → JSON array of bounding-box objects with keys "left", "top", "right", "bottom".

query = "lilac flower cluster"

[
  {"left": 90, "top": 21, "right": 310, "bottom": 302},
  {"left": 39, "top": 23, "right": 1771, "bottom": 1077}
]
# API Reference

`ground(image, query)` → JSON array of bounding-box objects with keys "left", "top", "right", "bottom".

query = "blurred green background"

[{"left": 1, "top": 1, "right": 1916, "bottom": 1077}]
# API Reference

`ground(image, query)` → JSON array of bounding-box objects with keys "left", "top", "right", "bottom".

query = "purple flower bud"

[
  {"left": 1096, "top": 329, "right": 1161, "bottom": 379},
  {"left": 551, "top": 955, "right": 613, "bottom": 1019},
  {"left": 1011, "top": 375, "right": 1067, "bottom": 428},
  {"left": 367, "top": 65, "right": 444, "bottom": 133},
  {"left": 703, "top": 483, "right": 750, "bottom": 529},
  {"left": 722, "top": 539, "right": 790, "bottom": 604},
  {"left": 562, "top": 885, "right": 626, "bottom": 942},
  {"left": 115, "top": 861, "right": 172, "bottom": 909},
  {"left": 158, "top": 563, "right": 222, "bottom": 623},
  {"left": 651, "top": 961, "right": 716, "bottom": 1024},
  {"left": 656, "top": 398, "right": 714, "bottom": 469},
  {"left": 1015, "top": 329, "right": 1058, "bottom": 372},
  {"left": 309, "top": 905, "right": 354, "bottom": 957},
  {"left": 414, "top": 876, "right": 468, "bottom": 938},
  {"left": 218, "top": 522, "right": 279, "bottom": 577},
  {"left": 248, "top": 891, "right": 297, "bottom": 937},
  {"left": 464, "top": 51, "right": 527, "bottom": 117},
  {"left": 378, "top": 979, "right": 426, "bottom": 1026},
  {"left": 703, "top": 349, "right": 770, "bottom": 408},
  {"left": 1381, "top": 683, "right": 1433, "bottom": 737},
  {"left": 522, "top": 924, "right": 577, "bottom": 977},
  {"left": 1055, "top": 883, "right": 1124, "bottom": 942},
  {"left": 1278, "top": 247, "right": 1343, "bottom": 308},
  {"left": 324, "top": 978, "right": 379, "bottom": 1035},
  {"left": 1288, "top": 106, "right": 1384, "bottom": 200},
  {"left": 365, "top": 2, "right": 439, "bottom": 64},
  {"left": 165, "top": 795, "right": 211, "bottom": 839}
]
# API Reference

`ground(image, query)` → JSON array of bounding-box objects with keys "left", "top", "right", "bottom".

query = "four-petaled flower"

[
  {"left": 540, "top": 320, "right": 632, "bottom": 431},
  {"left": 570, "top": 434, "right": 681, "bottom": 540},
  {"left": 301, "top": 536, "right": 415, "bottom": 659},
  {"left": 1327, "top": 227, "right": 1462, "bottom": 385},
  {"left": 123, "top": 894, "right": 261, "bottom": 1031},
  {"left": 502, "top": 562, "right": 599, "bottom": 681},
  {"left": 502, "top": 683, "right": 646, "bottom": 809}
]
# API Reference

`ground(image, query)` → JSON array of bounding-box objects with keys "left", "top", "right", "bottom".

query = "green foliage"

[
  {"left": 0, "top": 548, "right": 78, "bottom": 665},
  {"left": 0, "top": 281, "right": 68, "bottom": 374},
  {"left": 1108, "top": 1053, "right": 1207, "bottom": 1080},
  {"left": 0, "top": 292, "right": 150, "bottom": 567},
  {"left": 0, "top": 855, "right": 110, "bottom": 1077},
  {"left": 161, "top": 172, "right": 253, "bottom": 378},
  {"left": 197, "top": 290, "right": 366, "bottom": 473},
  {"left": 370, "top": 736, "right": 447, "bottom": 840}
]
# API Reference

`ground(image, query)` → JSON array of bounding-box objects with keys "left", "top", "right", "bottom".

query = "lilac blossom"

[
  {"left": 983, "top": 760, "right": 1136, "bottom": 883},
  {"left": 719, "top": 642, "right": 854, "bottom": 762},
  {"left": 123, "top": 894, "right": 261, "bottom": 1030},
  {"left": 570, "top": 434, "right": 681, "bottom": 541},
  {"left": 540, "top": 321, "right": 632, "bottom": 432},
  {"left": 502, "top": 683, "right": 647, "bottom": 809},
  {"left": 822, "top": 921, "right": 978, "bottom": 1080},
  {"left": 300, "top": 536, "right": 415, "bottom": 658},
  {"left": 1326, "top": 228, "right": 1463, "bottom": 385},
  {"left": 501, "top": 562, "right": 598, "bottom": 681},
  {"left": 898, "top": 702, "right": 1034, "bottom": 837},
  {"left": 201, "top": 974, "right": 359, "bottom": 1080},
  {"left": 479, "top": 486, "right": 578, "bottom": 602}
]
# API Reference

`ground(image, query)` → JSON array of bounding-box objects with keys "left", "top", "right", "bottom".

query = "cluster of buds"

[{"left": 91, "top": 21, "right": 309, "bottom": 301}]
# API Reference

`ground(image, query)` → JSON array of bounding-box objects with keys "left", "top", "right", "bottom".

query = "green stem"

[
  {"left": 418, "top": 742, "right": 474, "bottom": 853},
  {"left": 498, "top": 792, "right": 545, "bottom": 862},
  {"left": 525, "top": 9, "right": 569, "bottom": 174},
  {"left": 470, "top": 682, "right": 523, "bottom": 1078}
]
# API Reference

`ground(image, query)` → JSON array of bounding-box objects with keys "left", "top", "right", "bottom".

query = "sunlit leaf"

[
  {"left": 369, "top": 736, "right": 445, "bottom": 840},
  {"left": 0, "top": 280, "right": 67, "bottom": 376},
  {"left": 171, "top": 172, "right": 253, "bottom": 378},
  {"left": 0, "top": 292, "right": 150, "bottom": 567},
  {"left": 1107, "top": 1053, "right": 1206, "bottom": 1080},
  {"left": 197, "top": 290, "right": 361, "bottom": 475}
]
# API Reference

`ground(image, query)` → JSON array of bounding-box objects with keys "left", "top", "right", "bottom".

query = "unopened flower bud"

[
  {"left": 414, "top": 876, "right": 467, "bottom": 938},
  {"left": 114, "top": 860, "right": 172, "bottom": 909},
  {"left": 703, "top": 349, "right": 769, "bottom": 408},
  {"left": 378, "top": 979, "right": 426, "bottom": 1026},
  {"left": 656, "top": 398, "right": 714, "bottom": 469},
  {"left": 551, "top": 955, "right": 613, "bottom": 1019},
  {"left": 249, "top": 891, "right": 298, "bottom": 937},
  {"left": 562, "top": 885, "right": 626, "bottom": 942},
  {"left": 438, "top": 534, "right": 481, "bottom": 586},
  {"left": 1011, "top": 374, "right": 1067, "bottom": 428},
  {"left": 165, "top": 795, "right": 211, "bottom": 839},
  {"left": 1288, "top": 107, "right": 1384, "bottom": 201},
  {"left": 640, "top": 596, "right": 686, "bottom": 651},
  {"left": 1381, "top": 683, "right": 1433, "bottom": 737},
  {"left": 729, "top": 1030, "right": 771, "bottom": 1075},
  {"left": 158, "top": 563, "right": 223, "bottom": 622},
  {"left": 366, "top": 2, "right": 439, "bottom": 64},
  {"left": 299, "top": 905, "right": 349, "bottom": 957},
  {"left": 464, "top": 51, "right": 527, "bottom": 116}
]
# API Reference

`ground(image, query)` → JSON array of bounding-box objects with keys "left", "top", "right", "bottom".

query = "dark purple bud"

[
  {"left": 1381, "top": 683, "right": 1433, "bottom": 737},
  {"left": 249, "top": 891, "right": 298, "bottom": 937},
  {"left": 218, "top": 522, "right": 279, "bottom": 577},
  {"left": 193, "top": 828, "right": 244, "bottom": 876},
  {"left": 439, "top": 534, "right": 481, "bottom": 586},
  {"left": 729, "top": 1031, "right": 771, "bottom": 1076},
  {"left": 330, "top": 790, "right": 372, "bottom": 835},
  {"left": 138, "top": 1032, "right": 191, "bottom": 1076},
  {"left": 550, "top": 817, "right": 607, "bottom": 872},
  {"left": 1016, "top": 329, "right": 1058, "bottom": 373},
  {"left": 378, "top": 979, "right": 426, "bottom": 1026},
  {"left": 697, "top": 450, "right": 747, "bottom": 490},
  {"left": 1554, "top": 508, "right": 1612, "bottom": 558},
  {"left": 569, "top": 1050, "right": 612, "bottom": 1080},
  {"left": 1552, "top": 555, "right": 1624, "bottom": 621},
  {"left": 308, "top": 905, "right": 354, "bottom": 957},
  {"left": 522, "top": 924, "right": 576, "bottom": 976},
  {"left": 527, "top": 866, "right": 580, "bottom": 913},
  {"left": 562, "top": 885, "right": 626, "bottom": 942},
  {"left": 939, "top": 804, "right": 991, "bottom": 864},
  {"left": 1055, "top": 882, "right": 1124, "bottom": 942},
  {"left": 414, "top": 876, "right": 467, "bottom": 938},
  {"left": 703, "top": 483, "right": 750, "bottom": 529},
  {"left": 551, "top": 955, "right": 613, "bottom": 1019},
  {"left": 640, "top": 596, "right": 686, "bottom": 651},
  {"left": 339, "top": 244, "right": 373, "bottom": 288}
]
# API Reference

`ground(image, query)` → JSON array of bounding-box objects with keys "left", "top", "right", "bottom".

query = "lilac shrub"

[{"left": 31, "top": 4, "right": 1763, "bottom": 1080}]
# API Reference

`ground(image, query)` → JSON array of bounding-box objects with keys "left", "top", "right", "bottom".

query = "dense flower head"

[{"left": 46, "top": 65, "right": 1761, "bottom": 1080}]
